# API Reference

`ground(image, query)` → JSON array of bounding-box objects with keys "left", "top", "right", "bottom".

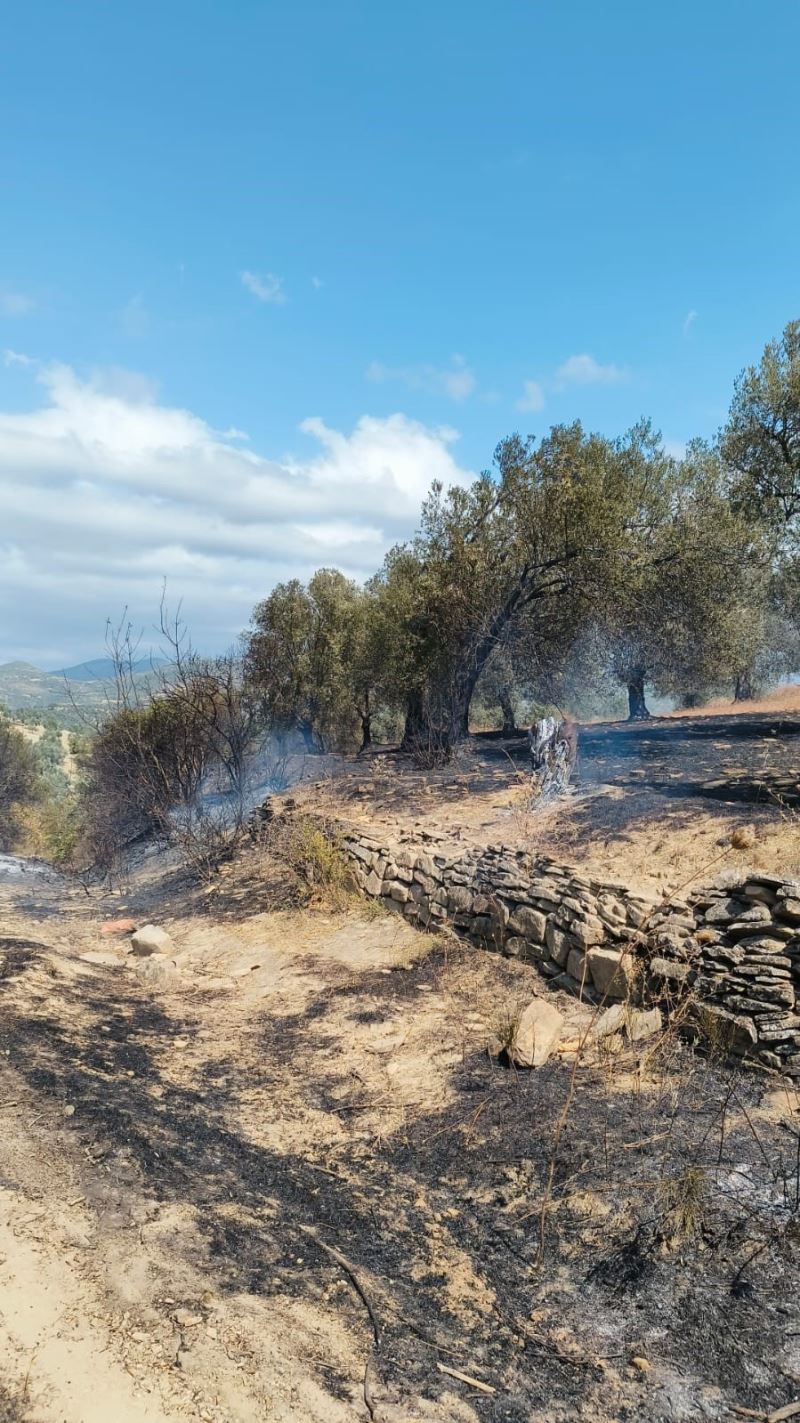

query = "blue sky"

[{"left": 1, "top": 0, "right": 799, "bottom": 663}]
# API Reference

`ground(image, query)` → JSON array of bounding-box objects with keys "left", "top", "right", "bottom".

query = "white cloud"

[
  {"left": 0, "top": 361, "right": 472, "bottom": 663},
  {"left": 0, "top": 289, "right": 35, "bottom": 316},
  {"left": 515, "top": 379, "right": 545, "bottom": 413},
  {"left": 555, "top": 353, "right": 629, "bottom": 387},
  {"left": 241, "top": 270, "right": 287, "bottom": 305},
  {"left": 367, "top": 354, "right": 477, "bottom": 403},
  {"left": 311, "top": 275, "right": 324, "bottom": 290},
  {"left": 683, "top": 309, "right": 697, "bottom": 337},
  {"left": 4, "top": 349, "right": 35, "bottom": 369}
]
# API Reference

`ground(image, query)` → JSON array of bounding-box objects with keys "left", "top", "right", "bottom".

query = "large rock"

[
  {"left": 507, "top": 999, "right": 564, "bottom": 1068},
  {"left": 129, "top": 923, "right": 174, "bottom": 957},
  {"left": 135, "top": 956, "right": 179, "bottom": 985},
  {"left": 587, "top": 946, "right": 636, "bottom": 1000},
  {"left": 508, "top": 905, "right": 547, "bottom": 942}
]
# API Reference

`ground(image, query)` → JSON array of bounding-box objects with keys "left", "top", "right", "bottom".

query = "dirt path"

[{"left": 3, "top": 854, "right": 800, "bottom": 1422}]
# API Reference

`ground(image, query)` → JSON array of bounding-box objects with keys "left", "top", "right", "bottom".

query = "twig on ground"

[
  {"left": 732, "top": 1403, "right": 800, "bottom": 1422},
  {"left": 436, "top": 1362, "right": 496, "bottom": 1395},
  {"left": 298, "top": 1224, "right": 381, "bottom": 1419}
]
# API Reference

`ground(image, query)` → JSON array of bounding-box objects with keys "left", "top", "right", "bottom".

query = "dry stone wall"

[{"left": 339, "top": 827, "right": 800, "bottom": 1078}]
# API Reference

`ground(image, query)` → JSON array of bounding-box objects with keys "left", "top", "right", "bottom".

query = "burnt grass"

[{"left": 4, "top": 941, "right": 800, "bottom": 1421}]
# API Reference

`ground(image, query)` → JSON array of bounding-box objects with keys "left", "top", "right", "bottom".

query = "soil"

[
  {"left": 296, "top": 698, "right": 800, "bottom": 897},
  {"left": 3, "top": 836, "right": 800, "bottom": 1423},
  {"left": 5, "top": 696, "right": 800, "bottom": 1421}
]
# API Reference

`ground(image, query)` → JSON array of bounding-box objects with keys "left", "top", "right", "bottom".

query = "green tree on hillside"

[
  {"left": 600, "top": 442, "right": 766, "bottom": 716},
  {"left": 373, "top": 420, "right": 681, "bottom": 751},
  {"left": 245, "top": 569, "right": 377, "bottom": 752},
  {"left": 0, "top": 714, "right": 41, "bottom": 851}
]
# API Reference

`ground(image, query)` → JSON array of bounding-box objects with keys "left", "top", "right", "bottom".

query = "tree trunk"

[
  {"left": 297, "top": 718, "right": 321, "bottom": 752},
  {"left": 498, "top": 684, "right": 516, "bottom": 736},
  {"left": 359, "top": 713, "right": 372, "bottom": 753},
  {"left": 734, "top": 671, "right": 755, "bottom": 702},
  {"left": 401, "top": 691, "right": 426, "bottom": 750},
  {"left": 627, "top": 672, "right": 650, "bottom": 721}
]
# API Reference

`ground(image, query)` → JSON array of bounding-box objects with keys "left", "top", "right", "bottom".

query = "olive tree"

[
  {"left": 245, "top": 569, "right": 377, "bottom": 752},
  {"left": 374, "top": 420, "right": 683, "bottom": 750},
  {"left": 722, "top": 319, "right": 800, "bottom": 537}
]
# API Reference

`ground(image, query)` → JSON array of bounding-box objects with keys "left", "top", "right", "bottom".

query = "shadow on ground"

[{"left": 4, "top": 934, "right": 800, "bottom": 1421}]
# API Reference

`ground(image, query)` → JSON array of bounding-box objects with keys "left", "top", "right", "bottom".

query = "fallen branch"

[
  {"left": 298, "top": 1224, "right": 381, "bottom": 1419},
  {"left": 436, "top": 1362, "right": 496, "bottom": 1395},
  {"left": 732, "top": 1402, "right": 800, "bottom": 1422}
]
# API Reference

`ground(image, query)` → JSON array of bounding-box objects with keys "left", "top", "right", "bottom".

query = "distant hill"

[
  {"left": 53, "top": 655, "right": 165, "bottom": 682},
  {"left": 0, "top": 661, "right": 69, "bottom": 710},
  {"left": 0, "top": 657, "right": 166, "bottom": 717}
]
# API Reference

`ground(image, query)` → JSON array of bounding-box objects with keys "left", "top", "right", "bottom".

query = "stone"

[
  {"left": 705, "top": 898, "right": 747, "bottom": 925},
  {"left": 348, "top": 842, "right": 377, "bottom": 866},
  {"left": 597, "top": 894, "right": 627, "bottom": 923},
  {"left": 740, "top": 882, "right": 774, "bottom": 905},
  {"left": 503, "top": 936, "right": 526, "bottom": 958},
  {"left": 593, "top": 1003, "right": 662, "bottom": 1042},
  {"left": 414, "top": 853, "right": 437, "bottom": 879},
  {"left": 413, "top": 871, "right": 438, "bottom": 894},
  {"left": 545, "top": 921, "right": 576, "bottom": 968},
  {"left": 587, "top": 946, "right": 636, "bottom": 1000},
  {"left": 569, "top": 915, "right": 606, "bottom": 949},
  {"left": 626, "top": 902, "right": 651, "bottom": 928},
  {"left": 135, "top": 956, "right": 179, "bottom": 985},
  {"left": 507, "top": 999, "right": 564, "bottom": 1067},
  {"left": 737, "top": 935, "right": 795, "bottom": 955},
  {"left": 724, "top": 902, "right": 773, "bottom": 926},
  {"left": 648, "top": 956, "right": 690, "bottom": 986},
  {"left": 447, "top": 886, "right": 473, "bottom": 914},
  {"left": 388, "top": 882, "right": 410, "bottom": 903},
  {"left": 695, "top": 1004, "right": 758, "bottom": 1053},
  {"left": 130, "top": 924, "right": 174, "bottom": 957},
  {"left": 364, "top": 871, "right": 383, "bottom": 896},
  {"left": 100, "top": 917, "right": 137, "bottom": 937},
  {"left": 507, "top": 906, "right": 547, "bottom": 942},
  {"left": 470, "top": 915, "right": 497, "bottom": 942},
  {"left": 777, "top": 899, "right": 800, "bottom": 923},
  {"left": 566, "top": 947, "right": 588, "bottom": 983}
]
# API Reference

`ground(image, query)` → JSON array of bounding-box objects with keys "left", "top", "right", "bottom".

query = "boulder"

[
  {"left": 135, "top": 956, "right": 179, "bottom": 986},
  {"left": 130, "top": 924, "right": 174, "bottom": 957},
  {"left": 507, "top": 999, "right": 564, "bottom": 1068}
]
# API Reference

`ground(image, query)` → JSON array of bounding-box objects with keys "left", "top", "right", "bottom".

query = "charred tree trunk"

[
  {"left": 401, "top": 691, "right": 426, "bottom": 750},
  {"left": 297, "top": 718, "right": 322, "bottom": 753},
  {"left": 358, "top": 694, "right": 372, "bottom": 753},
  {"left": 627, "top": 671, "right": 650, "bottom": 721},
  {"left": 498, "top": 684, "right": 517, "bottom": 736},
  {"left": 734, "top": 671, "right": 756, "bottom": 702}
]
